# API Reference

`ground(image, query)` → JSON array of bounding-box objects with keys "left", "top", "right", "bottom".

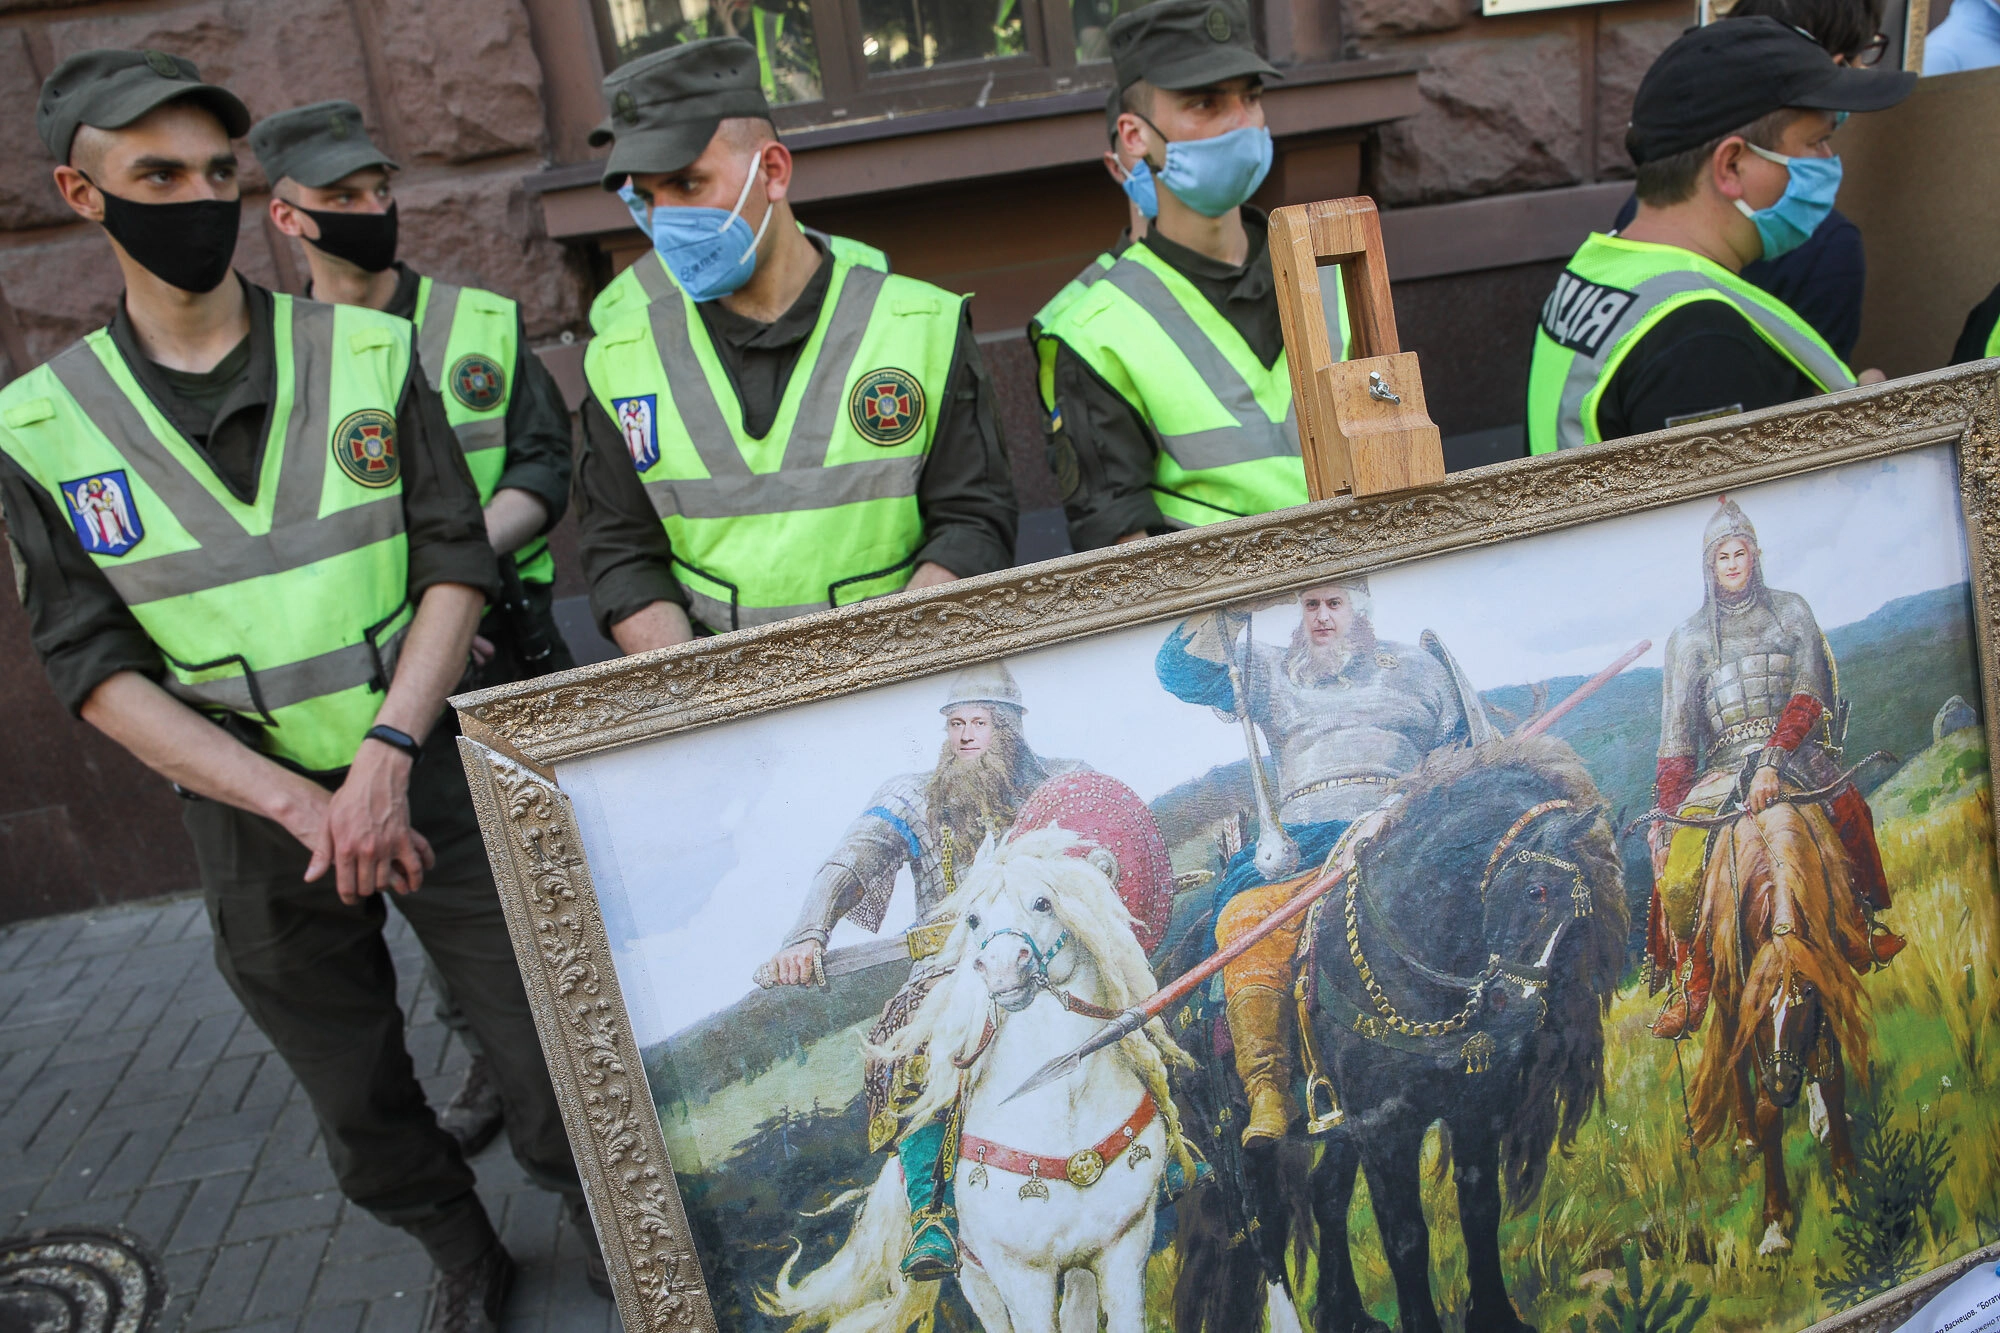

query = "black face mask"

[
  {"left": 91, "top": 183, "right": 240, "bottom": 294},
  {"left": 298, "top": 202, "right": 398, "bottom": 274}
]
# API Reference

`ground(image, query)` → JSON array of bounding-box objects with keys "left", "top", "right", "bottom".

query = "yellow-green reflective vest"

[
  {"left": 410, "top": 276, "right": 554, "bottom": 586},
  {"left": 1031, "top": 251, "right": 1117, "bottom": 413},
  {"left": 1526, "top": 233, "right": 1856, "bottom": 455},
  {"left": 1046, "top": 242, "right": 1344, "bottom": 528},
  {"left": 588, "top": 228, "right": 889, "bottom": 335},
  {"left": 1987, "top": 316, "right": 2000, "bottom": 360},
  {"left": 584, "top": 258, "right": 958, "bottom": 633},
  {"left": 0, "top": 296, "right": 416, "bottom": 772}
]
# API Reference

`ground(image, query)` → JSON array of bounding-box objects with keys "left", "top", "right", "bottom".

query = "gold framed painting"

[{"left": 455, "top": 362, "right": 2000, "bottom": 1333}]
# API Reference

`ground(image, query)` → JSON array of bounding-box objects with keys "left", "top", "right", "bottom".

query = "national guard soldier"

[
  {"left": 1526, "top": 18, "right": 1909, "bottom": 453},
  {"left": 0, "top": 51, "right": 597, "bottom": 1330},
  {"left": 251, "top": 101, "right": 575, "bottom": 689},
  {"left": 1156, "top": 579, "right": 1493, "bottom": 1147},
  {"left": 573, "top": 37, "right": 1018, "bottom": 649},
  {"left": 1041, "top": 0, "right": 1346, "bottom": 551},
  {"left": 1027, "top": 90, "right": 1153, "bottom": 435},
  {"left": 249, "top": 101, "right": 577, "bottom": 1157}
]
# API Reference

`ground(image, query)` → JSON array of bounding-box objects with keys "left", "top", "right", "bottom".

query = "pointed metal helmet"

[
  {"left": 1702, "top": 495, "right": 1758, "bottom": 557},
  {"left": 938, "top": 660, "right": 1024, "bottom": 714}
]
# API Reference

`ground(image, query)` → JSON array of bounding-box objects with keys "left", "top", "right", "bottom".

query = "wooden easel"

[{"left": 1269, "top": 197, "right": 1445, "bottom": 502}]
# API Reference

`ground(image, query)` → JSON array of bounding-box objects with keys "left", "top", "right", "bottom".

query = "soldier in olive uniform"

[
  {"left": 573, "top": 38, "right": 1018, "bottom": 649},
  {"left": 250, "top": 102, "right": 578, "bottom": 1158},
  {"left": 0, "top": 52, "right": 596, "bottom": 1332}
]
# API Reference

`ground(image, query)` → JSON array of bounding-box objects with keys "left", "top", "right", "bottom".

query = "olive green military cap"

[
  {"left": 37, "top": 48, "right": 251, "bottom": 165},
  {"left": 250, "top": 101, "right": 397, "bottom": 189},
  {"left": 591, "top": 37, "right": 773, "bottom": 189},
  {"left": 1108, "top": 0, "right": 1280, "bottom": 95}
]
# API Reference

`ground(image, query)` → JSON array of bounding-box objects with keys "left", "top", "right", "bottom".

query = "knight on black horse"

[{"left": 1154, "top": 578, "right": 1627, "bottom": 1333}]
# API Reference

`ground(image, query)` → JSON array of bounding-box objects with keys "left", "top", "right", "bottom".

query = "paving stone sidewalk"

[{"left": 0, "top": 893, "right": 624, "bottom": 1333}]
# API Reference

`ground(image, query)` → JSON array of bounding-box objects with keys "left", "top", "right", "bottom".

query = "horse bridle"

[
  {"left": 1342, "top": 800, "right": 1593, "bottom": 1040},
  {"left": 956, "top": 923, "right": 1116, "bottom": 1070}
]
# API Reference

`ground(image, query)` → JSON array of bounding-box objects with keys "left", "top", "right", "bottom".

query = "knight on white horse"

[{"left": 763, "top": 813, "right": 1194, "bottom": 1333}]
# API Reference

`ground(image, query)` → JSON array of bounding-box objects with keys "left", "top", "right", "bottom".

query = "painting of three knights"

[{"left": 609, "top": 469, "right": 1997, "bottom": 1333}]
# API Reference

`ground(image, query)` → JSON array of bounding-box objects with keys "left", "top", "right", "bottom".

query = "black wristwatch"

[{"left": 364, "top": 724, "right": 425, "bottom": 764}]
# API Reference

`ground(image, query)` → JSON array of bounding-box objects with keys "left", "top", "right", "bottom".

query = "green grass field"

[{"left": 1132, "top": 737, "right": 2000, "bottom": 1332}]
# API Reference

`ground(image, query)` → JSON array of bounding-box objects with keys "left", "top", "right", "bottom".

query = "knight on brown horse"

[{"left": 1645, "top": 497, "right": 1904, "bottom": 1041}]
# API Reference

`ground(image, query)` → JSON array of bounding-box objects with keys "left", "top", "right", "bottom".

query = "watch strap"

[{"left": 364, "top": 724, "right": 425, "bottom": 764}]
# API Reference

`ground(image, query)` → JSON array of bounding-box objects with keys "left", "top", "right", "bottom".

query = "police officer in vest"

[
  {"left": 1042, "top": 0, "right": 1341, "bottom": 550},
  {"left": 247, "top": 101, "right": 577, "bottom": 1160},
  {"left": 1, "top": 52, "right": 596, "bottom": 1330},
  {"left": 1526, "top": 17, "right": 1909, "bottom": 454},
  {"left": 1952, "top": 281, "right": 2000, "bottom": 365},
  {"left": 1028, "top": 91, "right": 1153, "bottom": 429},
  {"left": 574, "top": 38, "right": 1017, "bottom": 647}
]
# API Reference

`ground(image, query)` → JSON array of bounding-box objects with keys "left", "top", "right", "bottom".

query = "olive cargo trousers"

[{"left": 183, "top": 719, "right": 582, "bottom": 1269}]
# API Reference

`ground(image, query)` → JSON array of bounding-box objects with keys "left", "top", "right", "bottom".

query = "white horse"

[{"left": 763, "top": 826, "right": 1193, "bottom": 1333}]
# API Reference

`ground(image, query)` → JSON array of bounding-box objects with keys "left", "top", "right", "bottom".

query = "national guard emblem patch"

[
  {"left": 849, "top": 368, "right": 926, "bottom": 447},
  {"left": 613, "top": 394, "right": 660, "bottom": 471},
  {"left": 449, "top": 354, "right": 506, "bottom": 412},
  {"left": 61, "top": 470, "right": 144, "bottom": 557},
  {"left": 332, "top": 409, "right": 401, "bottom": 488}
]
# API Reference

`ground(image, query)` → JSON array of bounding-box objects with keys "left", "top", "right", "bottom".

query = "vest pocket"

[{"left": 829, "top": 550, "right": 918, "bottom": 607}]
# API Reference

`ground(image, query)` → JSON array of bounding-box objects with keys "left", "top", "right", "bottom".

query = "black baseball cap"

[
  {"left": 37, "top": 49, "right": 251, "bottom": 165},
  {"left": 1108, "top": 0, "right": 1279, "bottom": 97},
  {"left": 592, "top": 38, "right": 772, "bottom": 189},
  {"left": 1627, "top": 15, "right": 1914, "bottom": 165}
]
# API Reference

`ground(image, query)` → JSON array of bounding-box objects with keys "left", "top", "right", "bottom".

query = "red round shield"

[{"left": 1009, "top": 770, "right": 1173, "bottom": 952}]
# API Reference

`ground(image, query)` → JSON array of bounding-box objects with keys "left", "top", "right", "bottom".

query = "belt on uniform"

[
  {"left": 1285, "top": 774, "right": 1393, "bottom": 806},
  {"left": 959, "top": 1093, "right": 1155, "bottom": 1192}
]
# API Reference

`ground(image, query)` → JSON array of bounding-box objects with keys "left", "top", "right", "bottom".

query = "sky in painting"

[{"left": 562, "top": 446, "right": 1975, "bottom": 1047}]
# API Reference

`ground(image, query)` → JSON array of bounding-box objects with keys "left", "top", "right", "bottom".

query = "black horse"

[{"left": 1302, "top": 734, "right": 1628, "bottom": 1333}]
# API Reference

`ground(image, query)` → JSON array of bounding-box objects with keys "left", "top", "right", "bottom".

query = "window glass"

[
  {"left": 858, "top": 0, "right": 1026, "bottom": 73},
  {"left": 605, "top": 0, "right": 824, "bottom": 105},
  {"left": 1071, "top": 0, "right": 1140, "bottom": 61}
]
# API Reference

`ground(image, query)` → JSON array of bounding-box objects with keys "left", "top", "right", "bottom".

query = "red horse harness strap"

[{"left": 959, "top": 1093, "right": 1155, "bottom": 1190}]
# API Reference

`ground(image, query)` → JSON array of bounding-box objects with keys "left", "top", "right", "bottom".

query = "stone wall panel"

[
  {"left": 1343, "top": 0, "right": 1467, "bottom": 40},
  {"left": 360, "top": 0, "right": 545, "bottom": 165},
  {"left": 0, "top": 228, "right": 122, "bottom": 364},
  {"left": 1372, "top": 31, "right": 1585, "bottom": 207},
  {"left": 1597, "top": 18, "right": 1684, "bottom": 178},
  {"left": 393, "top": 170, "right": 585, "bottom": 339},
  {"left": 0, "top": 32, "right": 70, "bottom": 230},
  {"left": 45, "top": 0, "right": 373, "bottom": 192}
]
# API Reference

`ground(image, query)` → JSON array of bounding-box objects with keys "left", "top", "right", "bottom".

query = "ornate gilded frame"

[{"left": 455, "top": 362, "right": 2000, "bottom": 1333}]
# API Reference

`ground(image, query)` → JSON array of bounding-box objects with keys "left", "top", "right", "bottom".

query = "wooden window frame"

[{"left": 597, "top": 0, "right": 1276, "bottom": 134}]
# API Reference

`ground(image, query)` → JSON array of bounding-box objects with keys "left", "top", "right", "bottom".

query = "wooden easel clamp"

[{"left": 1269, "top": 197, "right": 1445, "bottom": 502}]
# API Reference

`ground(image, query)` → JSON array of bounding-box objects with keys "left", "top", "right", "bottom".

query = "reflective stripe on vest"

[
  {"left": 586, "top": 228, "right": 889, "bottom": 335},
  {"left": 1031, "top": 252, "right": 1115, "bottom": 413},
  {"left": 411, "top": 276, "right": 552, "bottom": 584},
  {"left": 1049, "top": 243, "right": 1329, "bottom": 528},
  {"left": 584, "top": 260, "right": 956, "bottom": 633},
  {"left": 1526, "top": 233, "right": 1856, "bottom": 455},
  {"left": 0, "top": 296, "right": 414, "bottom": 772}
]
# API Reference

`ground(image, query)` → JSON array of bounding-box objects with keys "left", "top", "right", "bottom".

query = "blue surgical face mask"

[
  {"left": 1145, "top": 122, "right": 1273, "bottom": 219},
  {"left": 1733, "top": 142, "right": 1842, "bottom": 261},
  {"left": 618, "top": 153, "right": 775, "bottom": 302},
  {"left": 1116, "top": 158, "right": 1160, "bottom": 220}
]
